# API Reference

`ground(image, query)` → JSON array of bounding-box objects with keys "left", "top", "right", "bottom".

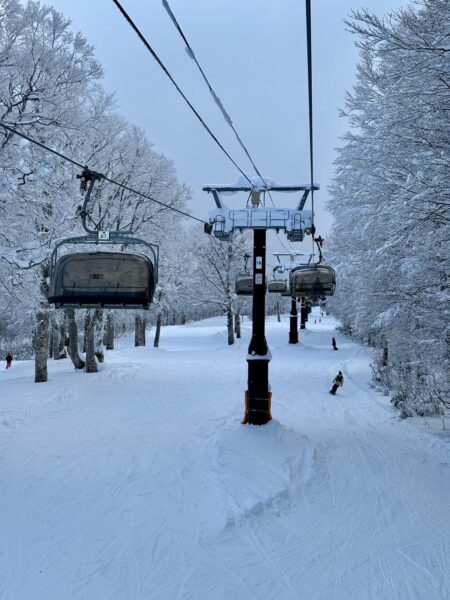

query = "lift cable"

[
  {"left": 305, "top": 0, "right": 316, "bottom": 260},
  {"left": 161, "top": 0, "right": 274, "bottom": 206},
  {"left": 0, "top": 122, "right": 208, "bottom": 226},
  {"left": 111, "top": 0, "right": 253, "bottom": 187},
  {"left": 276, "top": 231, "right": 297, "bottom": 256}
]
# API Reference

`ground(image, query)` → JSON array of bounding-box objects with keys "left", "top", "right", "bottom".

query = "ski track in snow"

[{"left": 0, "top": 313, "right": 449, "bottom": 599}]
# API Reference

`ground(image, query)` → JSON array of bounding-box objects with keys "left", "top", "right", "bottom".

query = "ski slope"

[{"left": 1, "top": 312, "right": 449, "bottom": 600}]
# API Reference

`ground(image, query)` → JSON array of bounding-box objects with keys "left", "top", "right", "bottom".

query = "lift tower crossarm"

[
  {"left": 203, "top": 182, "right": 320, "bottom": 209},
  {"left": 203, "top": 180, "right": 318, "bottom": 243}
]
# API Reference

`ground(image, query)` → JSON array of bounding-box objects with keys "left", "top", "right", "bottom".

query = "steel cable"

[{"left": 112, "top": 0, "right": 253, "bottom": 186}]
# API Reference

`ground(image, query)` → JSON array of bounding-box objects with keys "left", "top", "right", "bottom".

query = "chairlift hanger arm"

[{"left": 77, "top": 167, "right": 104, "bottom": 235}]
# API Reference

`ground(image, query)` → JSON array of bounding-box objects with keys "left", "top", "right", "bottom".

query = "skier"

[
  {"left": 332, "top": 337, "right": 338, "bottom": 351},
  {"left": 5, "top": 353, "right": 12, "bottom": 369},
  {"left": 329, "top": 371, "right": 344, "bottom": 395}
]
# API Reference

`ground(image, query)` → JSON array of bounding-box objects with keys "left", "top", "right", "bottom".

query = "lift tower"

[
  {"left": 204, "top": 177, "right": 318, "bottom": 425},
  {"left": 273, "top": 252, "right": 311, "bottom": 344}
]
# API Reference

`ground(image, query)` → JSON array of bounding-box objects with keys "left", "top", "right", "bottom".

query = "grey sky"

[{"left": 48, "top": 0, "right": 405, "bottom": 259}]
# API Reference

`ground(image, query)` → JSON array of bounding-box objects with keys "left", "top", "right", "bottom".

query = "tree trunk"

[
  {"left": 181, "top": 313, "right": 186, "bottom": 325},
  {"left": 34, "top": 310, "right": 49, "bottom": 383},
  {"left": 153, "top": 312, "right": 162, "bottom": 348},
  {"left": 103, "top": 311, "right": 115, "bottom": 350},
  {"left": 135, "top": 314, "right": 146, "bottom": 347},
  {"left": 58, "top": 321, "right": 67, "bottom": 358},
  {"left": 382, "top": 341, "right": 389, "bottom": 367},
  {"left": 277, "top": 301, "right": 281, "bottom": 323},
  {"left": 65, "top": 308, "right": 85, "bottom": 369},
  {"left": 95, "top": 310, "right": 104, "bottom": 363},
  {"left": 227, "top": 305, "right": 234, "bottom": 346},
  {"left": 84, "top": 310, "right": 101, "bottom": 373},
  {"left": 235, "top": 309, "right": 241, "bottom": 339},
  {"left": 48, "top": 329, "right": 53, "bottom": 358},
  {"left": 52, "top": 317, "right": 60, "bottom": 360}
]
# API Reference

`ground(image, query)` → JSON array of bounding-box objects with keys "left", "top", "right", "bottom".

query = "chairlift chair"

[
  {"left": 235, "top": 274, "right": 254, "bottom": 296},
  {"left": 48, "top": 167, "right": 159, "bottom": 310},
  {"left": 268, "top": 279, "right": 287, "bottom": 294},
  {"left": 235, "top": 252, "right": 256, "bottom": 296},
  {"left": 290, "top": 265, "right": 336, "bottom": 300},
  {"left": 48, "top": 251, "right": 155, "bottom": 309}
]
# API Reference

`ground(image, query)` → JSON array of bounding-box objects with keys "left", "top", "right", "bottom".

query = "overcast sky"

[{"left": 48, "top": 0, "right": 405, "bottom": 260}]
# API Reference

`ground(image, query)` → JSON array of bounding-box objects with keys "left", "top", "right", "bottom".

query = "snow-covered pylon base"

[{"left": 1, "top": 313, "right": 449, "bottom": 599}]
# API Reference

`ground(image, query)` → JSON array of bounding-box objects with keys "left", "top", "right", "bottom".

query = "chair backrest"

[{"left": 48, "top": 251, "right": 155, "bottom": 309}]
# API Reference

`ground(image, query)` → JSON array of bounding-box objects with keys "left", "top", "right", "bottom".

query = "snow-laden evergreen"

[{"left": 327, "top": 0, "right": 450, "bottom": 416}]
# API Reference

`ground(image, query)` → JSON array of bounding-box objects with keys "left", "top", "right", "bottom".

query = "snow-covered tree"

[
  {"left": 0, "top": 1, "right": 191, "bottom": 378},
  {"left": 192, "top": 232, "right": 251, "bottom": 345},
  {"left": 328, "top": 0, "right": 450, "bottom": 416}
]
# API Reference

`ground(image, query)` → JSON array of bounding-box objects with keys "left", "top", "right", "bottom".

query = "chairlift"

[
  {"left": 48, "top": 168, "right": 159, "bottom": 310},
  {"left": 290, "top": 264, "right": 336, "bottom": 300},
  {"left": 235, "top": 252, "right": 252, "bottom": 296},
  {"left": 235, "top": 275, "right": 254, "bottom": 296},
  {"left": 268, "top": 279, "right": 287, "bottom": 294},
  {"left": 48, "top": 251, "right": 155, "bottom": 309},
  {"left": 268, "top": 264, "right": 288, "bottom": 294}
]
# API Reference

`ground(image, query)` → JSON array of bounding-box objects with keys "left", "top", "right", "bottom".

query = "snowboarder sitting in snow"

[
  {"left": 330, "top": 371, "right": 343, "bottom": 395},
  {"left": 332, "top": 337, "right": 338, "bottom": 351},
  {"left": 5, "top": 353, "right": 12, "bottom": 369}
]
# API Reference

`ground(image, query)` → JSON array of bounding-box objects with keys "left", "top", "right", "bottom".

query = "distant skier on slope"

[
  {"left": 329, "top": 371, "right": 344, "bottom": 395},
  {"left": 332, "top": 337, "right": 338, "bottom": 351},
  {"left": 5, "top": 353, "right": 12, "bottom": 369}
]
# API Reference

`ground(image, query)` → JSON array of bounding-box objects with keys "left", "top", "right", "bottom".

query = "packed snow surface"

[{"left": 1, "top": 312, "right": 449, "bottom": 600}]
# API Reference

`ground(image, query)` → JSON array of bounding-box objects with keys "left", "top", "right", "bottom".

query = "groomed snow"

[{"left": 1, "top": 312, "right": 449, "bottom": 599}]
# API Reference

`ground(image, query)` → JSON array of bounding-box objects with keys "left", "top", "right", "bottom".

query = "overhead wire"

[
  {"left": 1, "top": 124, "right": 85, "bottom": 170},
  {"left": 305, "top": 0, "right": 316, "bottom": 261},
  {"left": 111, "top": 0, "right": 253, "bottom": 187},
  {"left": 0, "top": 122, "right": 208, "bottom": 226},
  {"left": 276, "top": 231, "right": 297, "bottom": 255},
  {"left": 161, "top": 0, "right": 274, "bottom": 206}
]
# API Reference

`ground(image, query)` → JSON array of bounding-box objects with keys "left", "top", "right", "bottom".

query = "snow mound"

[{"left": 210, "top": 420, "right": 314, "bottom": 527}]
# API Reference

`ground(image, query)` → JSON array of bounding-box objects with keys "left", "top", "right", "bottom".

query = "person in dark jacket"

[
  {"left": 6, "top": 353, "right": 12, "bottom": 369},
  {"left": 330, "top": 371, "right": 343, "bottom": 395},
  {"left": 332, "top": 337, "right": 338, "bottom": 350}
]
